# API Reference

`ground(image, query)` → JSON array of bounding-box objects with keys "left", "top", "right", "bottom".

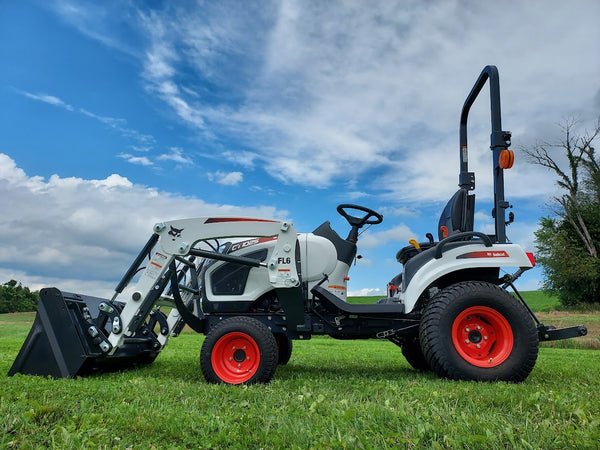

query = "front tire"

[
  {"left": 274, "top": 333, "right": 293, "bottom": 365},
  {"left": 200, "top": 317, "right": 278, "bottom": 385},
  {"left": 419, "top": 281, "right": 539, "bottom": 382}
]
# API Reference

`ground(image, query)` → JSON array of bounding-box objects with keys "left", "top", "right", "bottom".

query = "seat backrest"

[{"left": 437, "top": 188, "right": 475, "bottom": 240}]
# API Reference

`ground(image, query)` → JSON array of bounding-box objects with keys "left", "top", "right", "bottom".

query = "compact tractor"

[{"left": 9, "top": 66, "right": 587, "bottom": 384}]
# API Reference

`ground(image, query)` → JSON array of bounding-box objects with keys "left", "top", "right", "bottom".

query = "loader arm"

[
  {"left": 8, "top": 216, "right": 299, "bottom": 378},
  {"left": 109, "top": 217, "right": 299, "bottom": 351}
]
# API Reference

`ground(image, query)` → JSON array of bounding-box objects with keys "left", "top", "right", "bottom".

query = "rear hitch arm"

[
  {"left": 537, "top": 323, "right": 588, "bottom": 342},
  {"left": 505, "top": 278, "right": 588, "bottom": 342}
]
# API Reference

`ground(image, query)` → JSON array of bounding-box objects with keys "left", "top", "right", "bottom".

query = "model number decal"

[
  {"left": 229, "top": 237, "right": 277, "bottom": 252},
  {"left": 230, "top": 238, "right": 259, "bottom": 252},
  {"left": 457, "top": 250, "right": 509, "bottom": 259},
  {"left": 277, "top": 257, "right": 292, "bottom": 264}
]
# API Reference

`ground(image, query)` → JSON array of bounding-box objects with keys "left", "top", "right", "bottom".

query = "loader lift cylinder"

[{"left": 113, "top": 233, "right": 159, "bottom": 299}]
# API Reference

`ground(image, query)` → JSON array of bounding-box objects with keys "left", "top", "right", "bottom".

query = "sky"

[{"left": 0, "top": 0, "right": 599, "bottom": 298}]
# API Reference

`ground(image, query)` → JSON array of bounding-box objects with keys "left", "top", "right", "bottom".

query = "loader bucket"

[{"left": 8, "top": 288, "right": 159, "bottom": 378}]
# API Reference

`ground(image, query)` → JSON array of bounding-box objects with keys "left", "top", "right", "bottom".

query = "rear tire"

[
  {"left": 401, "top": 337, "right": 430, "bottom": 371},
  {"left": 419, "top": 281, "right": 539, "bottom": 382},
  {"left": 200, "top": 317, "right": 278, "bottom": 385}
]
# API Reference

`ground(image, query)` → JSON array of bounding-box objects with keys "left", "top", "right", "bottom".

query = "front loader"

[{"left": 9, "top": 66, "right": 587, "bottom": 385}]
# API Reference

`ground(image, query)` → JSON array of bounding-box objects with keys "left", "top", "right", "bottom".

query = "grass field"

[{"left": 1, "top": 292, "right": 599, "bottom": 449}]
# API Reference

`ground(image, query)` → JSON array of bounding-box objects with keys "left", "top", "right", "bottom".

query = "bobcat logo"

[{"left": 168, "top": 226, "right": 184, "bottom": 241}]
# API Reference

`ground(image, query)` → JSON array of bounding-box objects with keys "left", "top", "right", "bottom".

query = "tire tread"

[
  {"left": 420, "top": 281, "right": 539, "bottom": 382},
  {"left": 200, "top": 316, "right": 278, "bottom": 385}
]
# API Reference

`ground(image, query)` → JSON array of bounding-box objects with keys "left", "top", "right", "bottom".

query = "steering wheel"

[{"left": 337, "top": 204, "right": 383, "bottom": 228}]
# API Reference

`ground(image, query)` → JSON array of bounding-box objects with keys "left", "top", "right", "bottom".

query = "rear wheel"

[
  {"left": 419, "top": 281, "right": 539, "bottom": 382},
  {"left": 401, "top": 337, "right": 430, "bottom": 371},
  {"left": 200, "top": 317, "right": 278, "bottom": 385}
]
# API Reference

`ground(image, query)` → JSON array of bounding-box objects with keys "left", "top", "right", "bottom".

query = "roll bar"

[{"left": 459, "top": 65, "right": 513, "bottom": 244}]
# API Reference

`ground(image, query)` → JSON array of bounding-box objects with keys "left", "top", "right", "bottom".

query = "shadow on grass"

[
  {"left": 274, "top": 361, "right": 434, "bottom": 383},
  {"left": 3, "top": 340, "right": 430, "bottom": 384},
  {"left": 98, "top": 352, "right": 436, "bottom": 385}
]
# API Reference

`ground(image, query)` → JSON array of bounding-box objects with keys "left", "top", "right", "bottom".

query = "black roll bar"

[{"left": 459, "top": 65, "right": 513, "bottom": 244}]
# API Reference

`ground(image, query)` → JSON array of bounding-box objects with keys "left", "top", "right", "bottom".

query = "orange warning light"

[{"left": 498, "top": 149, "right": 514, "bottom": 169}]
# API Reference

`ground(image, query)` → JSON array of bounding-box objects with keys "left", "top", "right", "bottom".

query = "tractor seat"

[
  {"left": 437, "top": 188, "right": 475, "bottom": 240},
  {"left": 396, "top": 241, "right": 436, "bottom": 265},
  {"left": 395, "top": 188, "right": 475, "bottom": 266}
]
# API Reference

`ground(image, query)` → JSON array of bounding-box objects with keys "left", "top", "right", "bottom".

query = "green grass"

[
  {"left": 1, "top": 304, "right": 599, "bottom": 449},
  {"left": 518, "top": 290, "right": 562, "bottom": 312}
]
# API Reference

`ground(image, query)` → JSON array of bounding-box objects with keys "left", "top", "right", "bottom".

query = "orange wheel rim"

[
  {"left": 212, "top": 332, "right": 260, "bottom": 384},
  {"left": 452, "top": 306, "right": 513, "bottom": 367}
]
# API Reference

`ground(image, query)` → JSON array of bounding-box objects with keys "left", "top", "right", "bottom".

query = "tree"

[
  {"left": 0, "top": 280, "right": 39, "bottom": 313},
  {"left": 524, "top": 118, "right": 600, "bottom": 306}
]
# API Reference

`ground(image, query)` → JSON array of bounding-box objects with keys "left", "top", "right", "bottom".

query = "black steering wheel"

[{"left": 337, "top": 204, "right": 383, "bottom": 242}]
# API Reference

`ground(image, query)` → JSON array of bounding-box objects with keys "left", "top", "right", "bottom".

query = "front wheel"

[
  {"left": 274, "top": 333, "right": 293, "bottom": 365},
  {"left": 419, "top": 281, "right": 539, "bottom": 382},
  {"left": 200, "top": 317, "right": 278, "bottom": 385}
]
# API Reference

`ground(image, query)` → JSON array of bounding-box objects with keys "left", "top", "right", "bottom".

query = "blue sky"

[{"left": 1, "top": 0, "right": 599, "bottom": 297}]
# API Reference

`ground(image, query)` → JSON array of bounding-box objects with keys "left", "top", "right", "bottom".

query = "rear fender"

[{"left": 402, "top": 243, "right": 533, "bottom": 313}]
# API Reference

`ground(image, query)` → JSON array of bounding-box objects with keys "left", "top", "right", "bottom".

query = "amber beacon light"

[{"left": 498, "top": 149, "right": 514, "bottom": 169}]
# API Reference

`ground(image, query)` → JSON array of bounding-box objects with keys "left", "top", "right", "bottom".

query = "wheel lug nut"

[
  {"left": 477, "top": 326, "right": 481, "bottom": 330},
  {"left": 484, "top": 336, "right": 488, "bottom": 340},
  {"left": 476, "top": 344, "right": 481, "bottom": 349},
  {"left": 466, "top": 328, "right": 470, "bottom": 332},
  {"left": 465, "top": 339, "right": 470, "bottom": 344}
]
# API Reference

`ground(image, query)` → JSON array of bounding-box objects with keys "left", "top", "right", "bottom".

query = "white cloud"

[
  {"left": 51, "top": 0, "right": 141, "bottom": 58},
  {"left": 377, "top": 205, "right": 419, "bottom": 219},
  {"left": 18, "top": 89, "right": 155, "bottom": 148},
  {"left": 344, "top": 191, "right": 369, "bottom": 201},
  {"left": 221, "top": 150, "right": 259, "bottom": 169},
  {"left": 0, "top": 266, "right": 116, "bottom": 298},
  {"left": 207, "top": 170, "right": 243, "bottom": 186},
  {"left": 117, "top": 153, "right": 154, "bottom": 166},
  {"left": 120, "top": 148, "right": 195, "bottom": 168},
  {"left": 473, "top": 210, "right": 495, "bottom": 235},
  {"left": 79, "top": 108, "right": 126, "bottom": 128},
  {"left": 157, "top": 147, "right": 193, "bottom": 165},
  {"left": 130, "top": 145, "right": 152, "bottom": 152},
  {"left": 78, "top": 109, "right": 154, "bottom": 146},
  {"left": 359, "top": 224, "right": 416, "bottom": 249},
  {"left": 347, "top": 287, "right": 385, "bottom": 297},
  {"left": 22, "top": 91, "right": 74, "bottom": 111},
  {"left": 48, "top": 0, "right": 600, "bottom": 200},
  {"left": 0, "top": 154, "right": 283, "bottom": 297}
]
